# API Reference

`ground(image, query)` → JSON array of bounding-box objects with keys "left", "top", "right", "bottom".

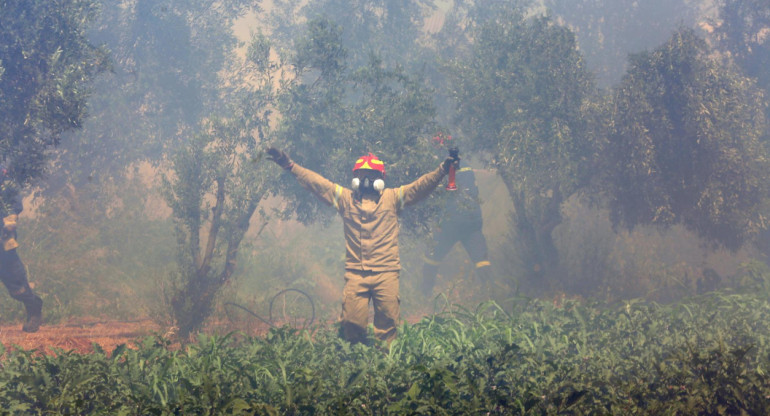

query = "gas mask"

[{"left": 351, "top": 176, "right": 385, "bottom": 193}]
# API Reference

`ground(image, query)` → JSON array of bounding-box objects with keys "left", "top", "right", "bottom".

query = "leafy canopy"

[
  {"left": 713, "top": 0, "right": 770, "bottom": 94},
  {"left": 602, "top": 28, "right": 769, "bottom": 250},
  {"left": 0, "top": 0, "right": 108, "bottom": 188}
]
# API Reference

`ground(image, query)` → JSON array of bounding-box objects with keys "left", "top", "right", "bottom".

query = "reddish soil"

[
  {"left": 0, "top": 319, "right": 166, "bottom": 355},
  {"left": 0, "top": 313, "right": 430, "bottom": 356}
]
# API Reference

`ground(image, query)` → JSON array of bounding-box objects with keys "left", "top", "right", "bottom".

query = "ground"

[
  {"left": 0, "top": 318, "right": 287, "bottom": 355},
  {"left": 0, "top": 311, "right": 431, "bottom": 355},
  {"left": 0, "top": 319, "right": 167, "bottom": 355}
]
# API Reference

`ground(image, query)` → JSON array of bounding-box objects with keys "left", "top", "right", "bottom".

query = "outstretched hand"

[
  {"left": 441, "top": 155, "right": 460, "bottom": 173},
  {"left": 266, "top": 147, "right": 293, "bottom": 169}
]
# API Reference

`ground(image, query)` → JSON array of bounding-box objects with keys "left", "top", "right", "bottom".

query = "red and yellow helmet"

[{"left": 352, "top": 153, "right": 385, "bottom": 176}]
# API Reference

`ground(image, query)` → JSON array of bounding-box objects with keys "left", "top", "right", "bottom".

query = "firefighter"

[
  {"left": 0, "top": 164, "right": 43, "bottom": 333},
  {"left": 420, "top": 145, "right": 493, "bottom": 297},
  {"left": 266, "top": 147, "right": 457, "bottom": 345}
]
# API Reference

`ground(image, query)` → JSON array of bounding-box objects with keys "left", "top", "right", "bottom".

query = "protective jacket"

[
  {"left": 442, "top": 165, "right": 482, "bottom": 226},
  {"left": 1, "top": 187, "right": 23, "bottom": 251},
  {"left": 290, "top": 163, "right": 446, "bottom": 272}
]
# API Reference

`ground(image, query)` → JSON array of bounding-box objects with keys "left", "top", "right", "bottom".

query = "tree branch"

[{"left": 199, "top": 175, "right": 226, "bottom": 276}]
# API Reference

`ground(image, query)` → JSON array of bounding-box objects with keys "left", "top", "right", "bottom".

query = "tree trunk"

[
  {"left": 499, "top": 172, "right": 563, "bottom": 293},
  {"left": 172, "top": 198, "right": 266, "bottom": 341},
  {"left": 172, "top": 270, "right": 217, "bottom": 341}
]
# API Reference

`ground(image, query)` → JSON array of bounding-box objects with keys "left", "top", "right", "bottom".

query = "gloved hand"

[
  {"left": 441, "top": 154, "right": 460, "bottom": 174},
  {"left": 266, "top": 147, "right": 293, "bottom": 170}
]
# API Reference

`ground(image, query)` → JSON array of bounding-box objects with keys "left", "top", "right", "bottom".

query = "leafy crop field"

[{"left": 2, "top": 290, "right": 770, "bottom": 415}]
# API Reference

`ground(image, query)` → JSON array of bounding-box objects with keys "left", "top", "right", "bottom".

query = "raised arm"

[
  {"left": 398, "top": 156, "right": 457, "bottom": 208},
  {"left": 266, "top": 147, "right": 346, "bottom": 209}
]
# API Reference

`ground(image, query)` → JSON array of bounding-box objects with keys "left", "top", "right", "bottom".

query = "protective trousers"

[
  {"left": 0, "top": 248, "right": 42, "bottom": 318},
  {"left": 422, "top": 219, "right": 492, "bottom": 296},
  {"left": 341, "top": 269, "right": 399, "bottom": 345}
]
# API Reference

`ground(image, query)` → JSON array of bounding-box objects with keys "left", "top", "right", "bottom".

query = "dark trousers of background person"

[
  {"left": 0, "top": 248, "right": 43, "bottom": 331},
  {"left": 421, "top": 219, "right": 492, "bottom": 297}
]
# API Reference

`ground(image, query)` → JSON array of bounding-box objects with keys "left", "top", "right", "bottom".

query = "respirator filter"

[{"left": 351, "top": 177, "right": 384, "bottom": 192}]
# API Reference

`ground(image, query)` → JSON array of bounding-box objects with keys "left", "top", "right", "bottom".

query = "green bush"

[{"left": 2, "top": 288, "right": 770, "bottom": 414}]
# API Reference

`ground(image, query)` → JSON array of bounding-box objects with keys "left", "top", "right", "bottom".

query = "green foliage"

[
  {"left": 602, "top": 28, "right": 769, "bottom": 250},
  {"left": 449, "top": 4, "right": 593, "bottom": 200},
  {"left": 3, "top": 291, "right": 770, "bottom": 413},
  {"left": 292, "top": 19, "right": 348, "bottom": 79},
  {"left": 713, "top": 0, "right": 770, "bottom": 98},
  {"left": 0, "top": 0, "right": 109, "bottom": 190},
  {"left": 160, "top": 115, "right": 275, "bottom": 339}
]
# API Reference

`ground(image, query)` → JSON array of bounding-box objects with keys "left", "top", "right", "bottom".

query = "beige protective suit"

[{"left": 290, "top": 163, "right": 446, "bottom": 344}]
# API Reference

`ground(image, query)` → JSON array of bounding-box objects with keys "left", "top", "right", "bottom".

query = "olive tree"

[
  {"left": 601, "top": 28, "right": 768, "bottom": 251},
  {"left": 160, "top": 30, "right": 282, "bottom": 339},
  {"left": 0, "top": 0, "right": 108, "bottom": 192}
]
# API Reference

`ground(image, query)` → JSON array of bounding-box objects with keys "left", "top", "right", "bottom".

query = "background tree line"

[{"left": 1, "top": 0, "right": 769, "bottom": 338}]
